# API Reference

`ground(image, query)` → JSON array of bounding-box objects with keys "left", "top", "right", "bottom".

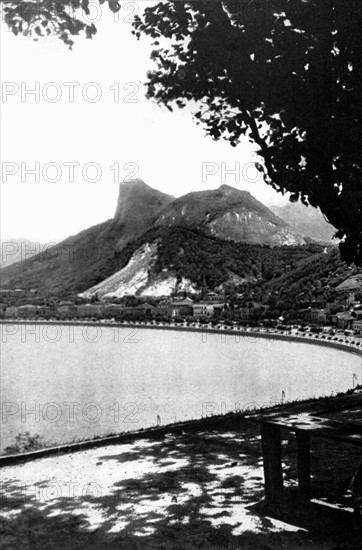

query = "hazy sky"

[{"left": 1, "top": 2, "right": 289, "bottom": 243}]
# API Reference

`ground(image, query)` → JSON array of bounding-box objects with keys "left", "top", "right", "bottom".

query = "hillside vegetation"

[
  {"left": 258, "top": 247, "right": 358, "bottom": 306},
  {"left": 118, "top": 226, "right": 327, "bottom": 291}
]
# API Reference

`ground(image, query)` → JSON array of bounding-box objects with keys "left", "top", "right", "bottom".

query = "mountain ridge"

[
  {"left": 154, "top": 185, "right": 306, "bottom": 246},
  {"left": 0, "top": 182, "right": 328, "bottom": 297}
]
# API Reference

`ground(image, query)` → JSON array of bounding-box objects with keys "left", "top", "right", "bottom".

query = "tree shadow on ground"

[{"left": 1, "top": 427, "right": 361, "bottom": 549}]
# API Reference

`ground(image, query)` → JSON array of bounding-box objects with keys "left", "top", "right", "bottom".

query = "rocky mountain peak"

[{"left": 114, "top": 179, "right": 174, "bottom": 225}]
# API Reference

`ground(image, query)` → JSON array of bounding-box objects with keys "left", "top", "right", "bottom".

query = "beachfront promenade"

[{"left": 1, "top": 319, "right": 362, "bottom": 357}]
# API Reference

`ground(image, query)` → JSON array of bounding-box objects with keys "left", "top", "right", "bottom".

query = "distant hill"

[
  {"left": 256, "top": 246, "right": 360, "bottom": 306},
  {"left": 81, "top": 226, "right": 323, "bottom": 299},
  {"left": 82, "top": 227, "right": 357, "bottom": 304},
  {"left": 0, "top": 238, "right": 49, "bottom": 269},
  {"left": 155, "top": 185, "right": 306, "bottom": 246},
  {"left": 270, "top": 201, "right": 336, "bottom": 243},
  {"left": 0, "top": 180, "right": 174, "bottom": 295}
]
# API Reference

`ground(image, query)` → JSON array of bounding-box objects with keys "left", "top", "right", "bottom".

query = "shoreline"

[
  {"left": 2, "top": 320, "right": 362, "bottom": 463},
  {"left": 1, "top": 318, "right": 362, "bottom": 357},
  {"left": 1, "top": 386, "right": 360, "bottom": 466}
]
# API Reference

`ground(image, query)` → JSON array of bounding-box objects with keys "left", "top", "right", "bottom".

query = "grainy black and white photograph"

[{"left": 0, "top": 1, "right": 362, "bottom": 548}]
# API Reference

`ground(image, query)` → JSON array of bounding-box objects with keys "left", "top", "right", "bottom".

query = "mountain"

[
  {"left": 1, "top": 182, "right": 317, "bottom": 298},
  {"left": 81, "top": 226, "right": 322, "bottom": 300},
  {"left": 0, "top": 180, "right": 174, "bottom": 295},
  {"left": 0, "top": 238, "right": 49, "bottom": 268},
  {"left": 154, "top": 185, "right": 306, "bottom": 246},
  {"left": 270, "top": 201, "right": 336, "bottom": 243}
]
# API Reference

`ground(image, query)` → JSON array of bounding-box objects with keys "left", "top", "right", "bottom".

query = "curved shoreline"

[
  {"left": 1, "top": 319, "right": 361, "bottom": 463},
  {"left": 1, "top": 319, "right": 362, "bottom": 357}
]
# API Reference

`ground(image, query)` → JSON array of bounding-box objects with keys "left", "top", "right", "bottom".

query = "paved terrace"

[{"left": 1, "top": 403, "right": 362, "bottom": 550}]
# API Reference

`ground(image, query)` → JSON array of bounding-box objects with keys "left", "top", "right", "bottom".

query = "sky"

[{"left": 0, "top": 1, "right": 290, "bottom": 243}]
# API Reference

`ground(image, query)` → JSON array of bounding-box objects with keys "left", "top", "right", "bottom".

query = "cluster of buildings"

[
  {"left": 295, "top": 274, "right": 362, "bottom": 332},
  {"left": 1, "top": 275, "right": 362, "bottom": 333},
  {"left": 297, "top": 306, "right": 362, "bottom": 332},
  {"left": 0, "top": 292, "right": 227, "bottom": 322}
]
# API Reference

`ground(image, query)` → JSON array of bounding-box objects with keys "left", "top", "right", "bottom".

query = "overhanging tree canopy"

[
  {"left": 2, "top": 0, "right": 362, "bottom": 265},
  {"left": 131, "top": 0, "right": 362, "bottom": 265},
  {"left": 0, "top": 0, "right": 120, "bottom": 47}
]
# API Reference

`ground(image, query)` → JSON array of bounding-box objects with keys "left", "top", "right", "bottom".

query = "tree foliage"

[
  {"left": 1, "top": 0, "right": 120, "bottom": 47},
  {"left": 132, "top": 0, "right": 362, "bottom": 265},
  {"left": 2, "top": 1, "right": 361, "bottom": 265}
]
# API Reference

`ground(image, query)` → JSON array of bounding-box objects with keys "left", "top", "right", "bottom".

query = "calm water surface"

[{"left": 1, "top": 324, "right": 361, "bottom": 452}]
